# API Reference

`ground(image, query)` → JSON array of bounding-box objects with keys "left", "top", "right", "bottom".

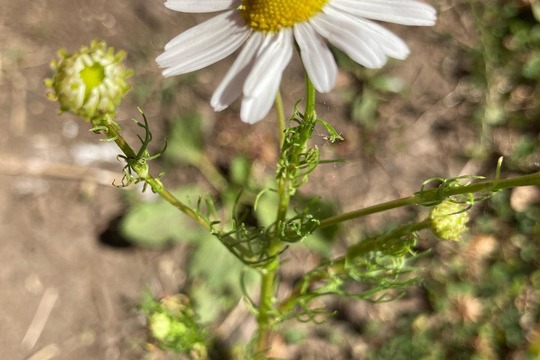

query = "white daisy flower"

[{"left": 156, "top": 0, "right": 436, "bottom": 124}]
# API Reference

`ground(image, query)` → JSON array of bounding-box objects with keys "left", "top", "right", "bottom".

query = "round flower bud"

[
  {"left": 429, "top": 200, "right": 469, "bottom": 241},
  {"left": 149, "top": 313, "right": 172, "bottom": 341},
  {"left": 45, "top": 40, "right": 132, "bottom": 121}
]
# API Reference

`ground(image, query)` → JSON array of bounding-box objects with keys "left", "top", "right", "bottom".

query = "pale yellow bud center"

[
  {"left": 240, "top": 0, "right": 329, "bottom": 32},
  {"left": 80, "top": 63, "right": 105, "bottom": 99}
]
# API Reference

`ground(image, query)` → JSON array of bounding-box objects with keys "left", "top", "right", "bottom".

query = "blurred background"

[{"left": 0, "top": 0, "right": 539, "bottom": 359}]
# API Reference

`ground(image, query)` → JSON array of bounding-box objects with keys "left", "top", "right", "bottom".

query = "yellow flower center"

[
  {"left": 80, "top": 63, "right": 105, "bottom": 99},
  {"left": 240, "top": 0, "right": 328, "bottom": 32}
]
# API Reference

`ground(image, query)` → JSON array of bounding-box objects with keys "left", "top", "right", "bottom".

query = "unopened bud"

[
  {"left": 429, "top": 200, "right": 469, "bottom": 241},
  {"left": 45, "top": 40, "right": 132, "bottom": 121}
]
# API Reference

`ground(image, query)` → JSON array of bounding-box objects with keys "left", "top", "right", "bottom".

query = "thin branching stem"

[
  {"left": 255, "top": 78, "right": 319, "bottom": 353},
  {"left": 318, "top": 172, "right": 540, "bottom": 228},
  {"left": 100, "top": 118, "right": 211, "bottom": 231}
]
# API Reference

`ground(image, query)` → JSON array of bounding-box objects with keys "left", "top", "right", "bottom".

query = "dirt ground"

[{"left": 0, "top": 1, "right": 515, "bottom": 359}]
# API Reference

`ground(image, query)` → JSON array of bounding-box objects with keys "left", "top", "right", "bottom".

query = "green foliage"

[
  {"left": 140, "top": 292, "right": 208, "bottom": 358},
  {"left": 230, "top": 155, "right": 252, "bottom": 187},
  {"left": 119, "top": 108, "right": 345, "bottom": 327},
  {"left": 470, "top": 0, "right": 540, "bottom": 129},
  {"left": 190, "top": 236, "right": 258, "bottom": 324},
  {"left": 121, "top": 187, "right": 209, "bottom": 247},
  {"left": 275, "top": 109, "right": 320, "bottom": 196},
  {"left": 121, "top": 187, "right": 259, "bottom": 324},
  {"left": 383, "top": 10, "right": 540, "bottom": 356},
  {"left": 365, "top": 192, "right": 540, "bottom": 359},
  {"left": 256, "top": 189, "right": 338, "bottom": 257},
  {"left": 164, "top": 112, "right": 204, "bottom": 166},
  {"left": 105, "top": 111, "right": 168, "bottom": 193},
  {"left": 278, "top": 230, "right": 419, "bottom": 324}
]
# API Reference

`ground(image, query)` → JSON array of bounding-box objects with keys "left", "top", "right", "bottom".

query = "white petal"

[
  {"left": 294, "top": 22, "right": 337, "bottom": 93},
  {"left": 165, "top": 0, "right": 240, "bottom": 13},
  {"left": 243, "top": 30, "right": 294, "bottom": 99},
  {"left": 156, "top": 11, "right": 250, "bottom": 76},
  {"left": 331, "top": 0, "right": 436, "bottom": 26},
  {"left": 357, "top": 20, "right": 410, "bottom": 60},
  {"left": 326, "top": 6, "right": 410, "bottom": 60},
  {"left": 162, "top": 10, "right": 245, "bottom": 52},
  {"left": 241, "top": 29, "right": 294, "bottom": 124},
  {"left": 211, "top": 32, "right": 265, "bottom": 111},
  {"left": 310, "top": 11, "right": 386, "bottom": 69}
]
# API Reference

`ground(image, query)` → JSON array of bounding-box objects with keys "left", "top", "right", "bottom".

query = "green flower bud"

[
  {"left": 45, "top": 40, "right": 132, "bottom": 121},
  {"left": 149, "top": 313, "right": 172, "bottom": 341},
  {"left": 429, "top": 200, "right": 469, "bottom": 241},
  {"left": 144, "top": 294, "right": 208, "bottom": 355}
]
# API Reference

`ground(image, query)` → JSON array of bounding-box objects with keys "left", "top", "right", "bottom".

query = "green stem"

[
  {"left": 102, "top": 121, "right": 211, "bottom": 231},
  {"left": 151, "top": 184, "right": 211, "bottom": 231},
  {"left": 255, "top": 257, "right": 279, "bottom": 353},
  {"left": 275, "top": 91, "right": 286, "bottom": 146},
  {"left": 320, "top": 197, "right": 416, "bottom": 229},
  {"left": 255, "top": 78, "right": 319, "bottom": 354},
  {"left": 318, "top": 172, "right": 540, "bottom": 228},
  {"left": 344, "top": 219, "right": 430, "bottom": 261},
  {"left": 102, "top": 121, "right": 137, "bottom": 159},
  {"left": 304, "top": 76, "right": 317, "bottom": 122}
]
